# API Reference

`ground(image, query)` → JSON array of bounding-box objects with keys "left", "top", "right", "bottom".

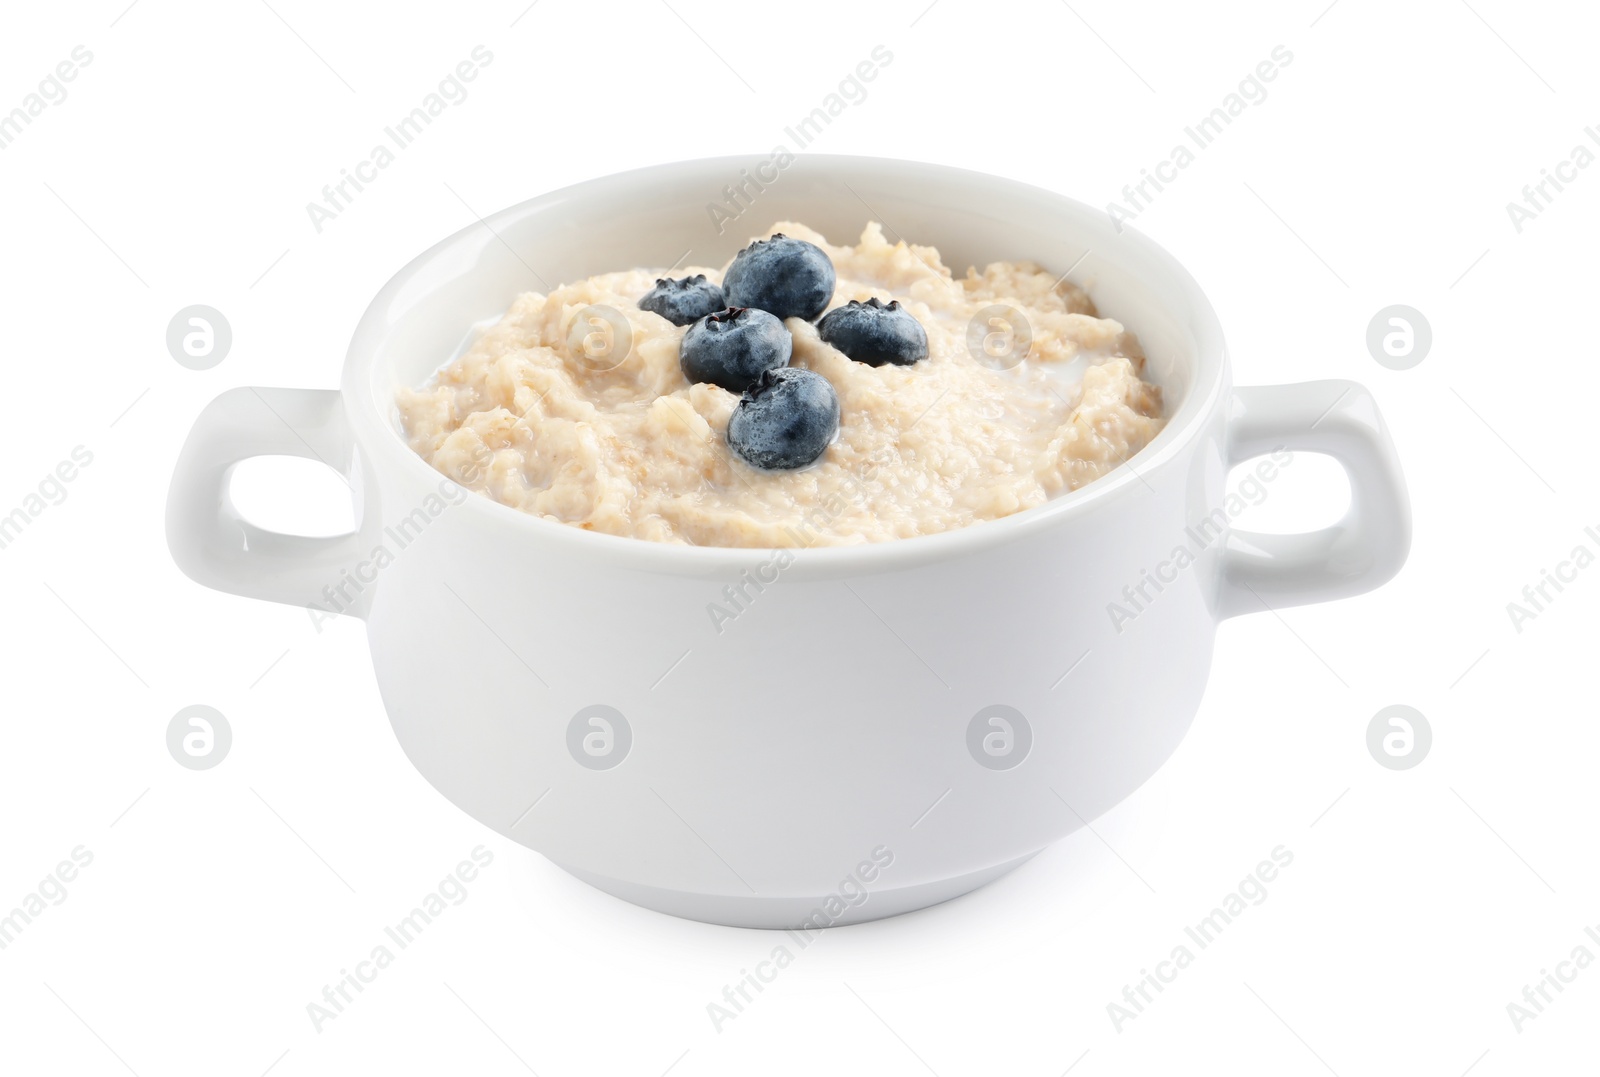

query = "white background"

[{"left": 2, "top": 0, "right": 1597, "bottom": 1074}]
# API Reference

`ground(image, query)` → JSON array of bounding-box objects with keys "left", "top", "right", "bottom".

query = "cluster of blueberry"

[{"left": 637, "top": 235, "right": 929, "bottom": 471}]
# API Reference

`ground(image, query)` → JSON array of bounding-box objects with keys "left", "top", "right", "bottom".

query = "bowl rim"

[{"left": 342, "top": 153, "right": 1228, "bottom": 574}]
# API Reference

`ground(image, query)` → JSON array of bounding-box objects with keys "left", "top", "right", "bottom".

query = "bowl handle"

[
  {"left": 166, "top": 386, "right": 369, "bottom": 618},
  {"left": 1216, "top": 380, "right": 1411, "bottom": 619}
]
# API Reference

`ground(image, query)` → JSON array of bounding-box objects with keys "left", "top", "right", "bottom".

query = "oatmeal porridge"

[{"left": 396, "top": 222, "right": 1165, "bottom": 547}]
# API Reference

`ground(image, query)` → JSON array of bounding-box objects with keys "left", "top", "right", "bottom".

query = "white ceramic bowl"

[{"left": 167, "top": 156, "right": 1410, "bottom": 928}]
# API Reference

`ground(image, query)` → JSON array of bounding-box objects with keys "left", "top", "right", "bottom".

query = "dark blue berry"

[
  {"left": 727, "top": 368, "right": 839, "bottom": 471},
  {"left": 680, "top": 307, "right": 792, "bottom": 392},
  {"left": 722, "top": 234, "right": 836, "bottom": 321},
  {"left": 817, "top": 298, "right": 929, "bottom": 367},
  {"left": 638, "top": 274, "right": 726, "bottom": 326}
]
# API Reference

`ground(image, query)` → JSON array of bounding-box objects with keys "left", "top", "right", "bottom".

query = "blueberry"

[
  {"left": 722, "top": 234, "right": 836, "bottom": 321},
  {"left": 680, "top": 307, "right": 792, "bottom": 392},
  {"left": 817, "top": 298, "right": 929, "bottom": 367},
  {"left": 638, "top": 274, "right": 726, "bottom": 326},
  {"left": 727, "top": 367, "right": 839, "bottom": 471}
]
